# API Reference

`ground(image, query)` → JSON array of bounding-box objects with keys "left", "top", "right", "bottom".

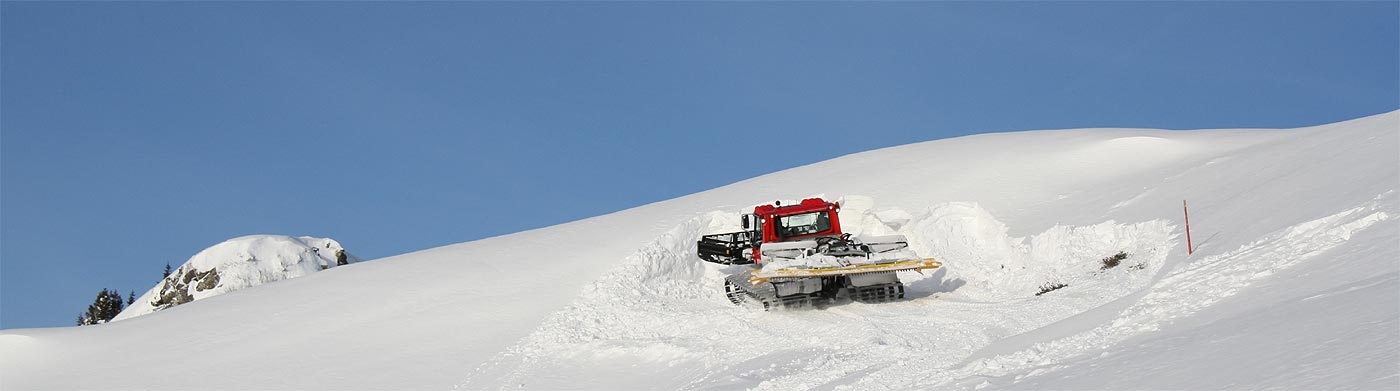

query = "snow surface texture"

[
  {"left": 2, "top": 112, "right": 1396, "bottom": 390},
  {"left": 114, "top": 235, "right": 362, "bottom": 321}
]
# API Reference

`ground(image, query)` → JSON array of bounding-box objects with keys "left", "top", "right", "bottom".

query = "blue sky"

[{"left": 2, "top": 2, "right": 1396, "bottom": 329}]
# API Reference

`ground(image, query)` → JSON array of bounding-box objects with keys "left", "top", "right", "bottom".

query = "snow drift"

[
  {"left": 1, "top": 111, "right": 1395, "bottom": 390},
  {"left": 114, "top": 235, "right": 361, "bottom": 321}
]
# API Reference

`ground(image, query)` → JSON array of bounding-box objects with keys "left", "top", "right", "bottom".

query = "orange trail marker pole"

[{"left": 1183, "top": 200, "right": 1194, "bottom": 255}]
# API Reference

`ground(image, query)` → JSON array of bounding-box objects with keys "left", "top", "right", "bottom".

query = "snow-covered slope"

[
  {"left": 114, "top": 235, "right": 362, "bottom": 321},
  {"left": 1, "top": 112, "right": 1395, "bottom": 390}
]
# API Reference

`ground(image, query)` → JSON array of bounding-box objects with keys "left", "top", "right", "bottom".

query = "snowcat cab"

[{"left": 697, "top": 198, "right": 941, "bottom": 309}]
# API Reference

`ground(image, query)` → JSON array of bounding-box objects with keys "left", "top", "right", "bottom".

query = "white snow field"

[{"left": 2, "top": 112, "right": 1396, "bottom": 390}]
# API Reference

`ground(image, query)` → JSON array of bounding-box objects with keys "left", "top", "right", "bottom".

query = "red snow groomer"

[{"left": 697, "top": 198, "right": 941, "bottom": 309}]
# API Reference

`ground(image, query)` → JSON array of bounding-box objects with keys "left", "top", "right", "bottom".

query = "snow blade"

[{"left": 748, "top": 258, "right": 941, "bottom": 285}]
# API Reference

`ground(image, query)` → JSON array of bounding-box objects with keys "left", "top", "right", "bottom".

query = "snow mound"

[
  {"left": 908, "top": 202, "right": 1174, "bottom": 300},
  {"left": 114, "top": 235, "right": 362, "bottom": 321}
]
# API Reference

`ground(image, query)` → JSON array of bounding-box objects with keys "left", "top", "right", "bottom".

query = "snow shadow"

[{"left": 904, "top": 268, "right": 965, "bottom": 299}]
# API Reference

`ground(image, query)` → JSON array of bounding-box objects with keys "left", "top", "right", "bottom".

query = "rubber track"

[
  {"left": 725, "top": 273, "right": 904, "bottom": 309},
  {"left": 724, "top": 274, "right": 817, "bottom": 310},
  {"left": 850, "top": 282, "right": 905, "bottom": 303}
]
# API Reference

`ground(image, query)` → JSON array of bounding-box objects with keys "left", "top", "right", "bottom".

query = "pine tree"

[
  {"left": 127, "top": 291, "right": 135, "bottom": 305},
  {"left": 164, "top": 262, "right": 172, "bottom": 279},
  {"left": 77, "top": 288, "right": 125, "bottom": 326}
]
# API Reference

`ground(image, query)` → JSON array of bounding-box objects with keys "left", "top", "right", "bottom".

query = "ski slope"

[{"left": 2, "top": 112, "right": 1396, "bottom": 390}]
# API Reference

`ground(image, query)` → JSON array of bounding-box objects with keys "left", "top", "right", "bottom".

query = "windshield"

[{"left": 777, "top": 211, "right": 831, "bottom": 238}]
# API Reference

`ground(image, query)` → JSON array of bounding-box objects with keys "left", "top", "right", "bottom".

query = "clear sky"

[{"left": 2, "top": 2, "right": 1396, "bottom": 329}]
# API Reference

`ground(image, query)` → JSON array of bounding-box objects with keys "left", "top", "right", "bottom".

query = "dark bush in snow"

[
  {"left": 77, "top": 288, "right": 125, "bottom": 325},
  {"left": 1036, "top": 282, "right": 1068, "bottom": 296},
  {"left": 1101, "top": 251, "right": 1130, "bottom": 270}
]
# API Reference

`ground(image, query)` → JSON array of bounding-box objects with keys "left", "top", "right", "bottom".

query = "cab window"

[{"left": 777, "top": 211, "right": 831, "bottom": 238}]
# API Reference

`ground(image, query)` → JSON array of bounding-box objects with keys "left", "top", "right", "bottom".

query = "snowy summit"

[{"left": 114, "top": 235, "right": 361, "bottom": 321}]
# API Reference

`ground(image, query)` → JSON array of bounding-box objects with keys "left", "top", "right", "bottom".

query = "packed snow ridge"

[
  {"left": 1, "top": 111, "right": 1395, "bottom": 391},
  {"left": 114, "top": 235, "right": 361, "bottom": 321}
]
